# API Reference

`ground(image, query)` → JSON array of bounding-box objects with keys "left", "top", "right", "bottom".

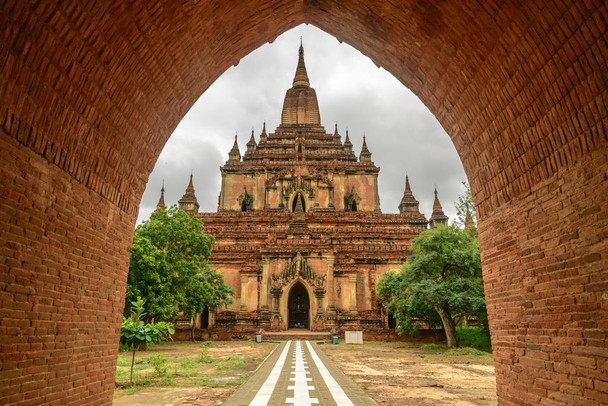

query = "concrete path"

[{"left": 223, "top": 340, "right": 377, "bottom": 406}]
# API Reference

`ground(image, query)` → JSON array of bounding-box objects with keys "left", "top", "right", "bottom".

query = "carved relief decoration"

[
  {"left": 344, "top": 186, "right": 361, "bottom": 212},
  {"left": 283, "top": 176, "right": 315, "bottom": 199},
  {"left": 237, "top": 187, "right": 254, "bottom": 211},
  {"left": 271, "top": 252, "right": 326, "bottom": 289}
]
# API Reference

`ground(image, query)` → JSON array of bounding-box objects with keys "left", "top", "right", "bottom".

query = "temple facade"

[{"left": 165, "top": 44, "right": 449, "bottom": 335}]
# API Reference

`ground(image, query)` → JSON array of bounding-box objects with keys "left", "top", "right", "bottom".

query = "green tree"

[
  {"left": 121, "top": 297, "right": 174, "bottom": 384},
  {"left": 453, "top": 182, "right": 476, "bottom": 228},
  {"left": 126, "top": 205, "right": 233, "bottom": 323},
  {"left": 182, "top": 264, "right": 234, "bottom": 341},
  {"left": 377, "top": 226, "right": 486, "bottom": 347},
  {"left": 377, "top": 270, "right": 443, "bottom": 340}
]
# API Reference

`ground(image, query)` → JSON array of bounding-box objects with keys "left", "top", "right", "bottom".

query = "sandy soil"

[{"left": 321, "top": 342, "right": 497, "bottom": 405}]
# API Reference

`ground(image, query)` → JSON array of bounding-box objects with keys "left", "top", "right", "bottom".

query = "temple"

[{"left": 166, "top": 43, "right": 449, "bottom": 336}]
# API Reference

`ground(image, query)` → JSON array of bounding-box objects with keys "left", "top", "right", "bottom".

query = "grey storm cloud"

[{"left": 137, "top": 24, "right": 468, "bottom": 225}]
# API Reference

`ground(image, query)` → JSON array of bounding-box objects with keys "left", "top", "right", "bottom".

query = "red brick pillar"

[
  {"left": 0, "top": 136, "right": 135, "bottom": 404},
  {"left": 478, "top": 146, "right": 608, "bottom": 405}
]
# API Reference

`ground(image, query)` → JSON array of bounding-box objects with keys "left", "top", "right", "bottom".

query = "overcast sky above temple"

[{"left": 137, "top": 25, "right": 468, "bottom": 225}]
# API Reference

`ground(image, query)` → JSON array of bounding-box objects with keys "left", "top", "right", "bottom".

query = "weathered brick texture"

[{"left": 0, "top": 1, "right": 606, "bottom": 404}]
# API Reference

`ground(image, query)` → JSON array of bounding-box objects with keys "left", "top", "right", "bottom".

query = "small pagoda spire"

[
  {"left": 292, "top": 39, "right": 310, "bottom": 88},
  {"left": 260, "top": 122, "right": 267, "bottom": 142},
  {"left": 429, "top": 186, "right": 449, "bottom": 228},
  {"left": 359, "top": 135, "right": 372, "bottom": 162},
  {"left": 343, "top": 129, "right": 353, "bottom": 151},
  {"left": 333, "top": 122, "right": 341, "bottom": 140},
  {"left": 228, "top": 133, "right": 241, "bottom": 161},
  {"left": 156, "top": 181, "right": 166, "bottom": 209},
  {"left": 398, "top": 175, "right": 422, "bottom": 215},
  {"left": 432, "top": 186, "right": 442, "bottom": 211},
  {"left": 246, "top": 129, "right": 257, "bottom": 151},
  {"left": 178, "top": 173, "right": 200, "bottom": 214},
  {"left": 405, "top": 175, "right": 412, "bottom": 194}
]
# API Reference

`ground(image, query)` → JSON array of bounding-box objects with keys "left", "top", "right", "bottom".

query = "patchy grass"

[
  {"left": 427, "top": 347, "right": 490, "bottom": 357},
  {"left": 113, "top": 341, "right": 276, "bottom": 399},
  {"left": 420, "top": 343, "right": 446, "bottom": 351}
]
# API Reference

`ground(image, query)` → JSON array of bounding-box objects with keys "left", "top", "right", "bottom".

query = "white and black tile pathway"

[{"left": 223, "top": 340, "right": 376, "bottom": 406}]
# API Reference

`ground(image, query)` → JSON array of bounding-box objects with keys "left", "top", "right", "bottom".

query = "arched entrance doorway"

[
  {"left": 287, "top": 283, "right": 309, "bottom": 329},
  {"left": 200, "top": 305, "right": 209, "bottom": 329}
]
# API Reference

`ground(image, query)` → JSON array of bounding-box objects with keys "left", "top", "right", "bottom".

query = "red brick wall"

[
  {"left": 1, "top": 1, "right": 606, "bottom": 404},
  {"left": 0, "top": 135, "right": 133, "bottom": 404}
]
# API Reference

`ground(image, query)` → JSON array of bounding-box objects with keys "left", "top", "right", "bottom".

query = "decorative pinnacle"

[
  {"left": 433, "top": 186, "right": 444, "bottom": 211},
  {"left": 293, "top": 39, "right": 310, "bottom": 87}
]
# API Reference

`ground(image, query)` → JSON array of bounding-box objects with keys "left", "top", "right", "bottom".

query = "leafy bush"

[
  {"left": 121, "top": 297, "right": 175, "bottom": 383},
  {"left": 456, "top": 327, "right": 491, "bottom": 352}
]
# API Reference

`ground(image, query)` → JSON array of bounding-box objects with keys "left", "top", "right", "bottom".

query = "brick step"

[{"left": 262, "top": 330, "right": 333, "bottom": 342}]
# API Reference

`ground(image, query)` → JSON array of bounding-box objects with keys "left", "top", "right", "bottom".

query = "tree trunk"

[
  {"left": 434, "top": 305, "right": 459, "bottom": 348},
  {"left": 191, "top": 324, "right": 195, "bottom": 342},
  {"left": 129, "top": 349, "right": 136, "bottom": 384}
]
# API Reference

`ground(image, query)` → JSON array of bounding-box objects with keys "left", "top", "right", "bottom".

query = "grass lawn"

[{"left": 114, "top": 340, "right": 276, "bottom": 399}]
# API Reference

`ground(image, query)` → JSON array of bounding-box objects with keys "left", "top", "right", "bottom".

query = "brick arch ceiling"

[{"left": 1, "top": 1, "right": 606, "bottom": 405}]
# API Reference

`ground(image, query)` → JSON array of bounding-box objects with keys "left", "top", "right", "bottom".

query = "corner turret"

[
  {"left": 246, "top": 130, "right": 257, "bottom": 152},
  {"left": 343, "top": 130, "right": 353, "bottom": 152},
  {"left": 178, "top": 174, "right": 200, "bottom": 214},
  {"left": 429, "top": 186, "right": 449, "bottom": 228},
  {"left": 359, "top": 135, "right": 372, "bottom": 162},
  {"left": 156, "top": 182, "right": 166, "bottom": 209},
  {"left": 228, "top": 134, "right": 241, "bottom": 161},
  {"left": 260, "top": 122, "right": 267, "bottom": 142},
  {"left": 398, "top": 175, "right": 422, "bottom": 215}
]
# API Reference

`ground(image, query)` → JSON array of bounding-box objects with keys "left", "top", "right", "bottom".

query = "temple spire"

[
  {"left": 156, "top": 181, "right": 166, "bottom": 209},
  {"left": 178, "top": 173, "right": 200, "bottom": 214},
  {"left": 246, "top": 129, "right": 257, "bottom": 151},
  {"left": 429, "top": 186, "right": 449, "bottom": 228},
  {"left": 432, "top": 186, "right": 442, "bottom": 211},
  {"left": 293, "top": 39, "right": 310, "bottom": 88},
  {"left": 280, "top": 40, "right": 320, "bottom": 125},
  {"left": 398, "top": 175, "right": 422, "bottom": 215},
  {"left": 228, "top": 134, "right": 241, "bottom": 161},
  {"left": 343, "top": 130, "right": 352, "bottom": 150},
  {"left": 334, "top": 121, "right": 341, "bottom": 141},
  {"left": 260, "top": 122, "right": 267, "bottom": 142},
  {"left": 359, "top": 135, "right": 372, "bottom": 162}
]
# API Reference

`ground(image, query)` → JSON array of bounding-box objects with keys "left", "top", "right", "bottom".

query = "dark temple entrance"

[{"left": 288, "top": 283, "right": 309, "bottom": 329}]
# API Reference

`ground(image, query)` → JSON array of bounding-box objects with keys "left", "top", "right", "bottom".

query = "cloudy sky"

[{"left": 137, "top": 24, "right": 468, "bottom": 225}]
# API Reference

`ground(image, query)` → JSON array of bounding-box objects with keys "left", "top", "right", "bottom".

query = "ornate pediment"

[
  {"left": 271, "top": 252, "right": 326, "bottom": 289},
  {"left": 237, "top": 187, "right": 254, "bottom": 211},
  {"left": 344, "top": 186, "right": 361, "bottom": 212},
  {"left": 283, "top": 176, "right": 315, "bottom": 198}
]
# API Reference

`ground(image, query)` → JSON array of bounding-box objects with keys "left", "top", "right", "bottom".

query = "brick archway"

[{"left": 1, "top": 2, "right": 606, "bottom": 405}]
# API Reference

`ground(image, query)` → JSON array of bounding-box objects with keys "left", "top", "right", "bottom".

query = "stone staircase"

[{"left": 262, "top": 329, "right": 333, "bottom": 342}]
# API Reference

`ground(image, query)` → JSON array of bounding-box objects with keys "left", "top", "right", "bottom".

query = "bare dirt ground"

[{"left": 321, "top": 342, "right": 497, "bottom": 406}]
